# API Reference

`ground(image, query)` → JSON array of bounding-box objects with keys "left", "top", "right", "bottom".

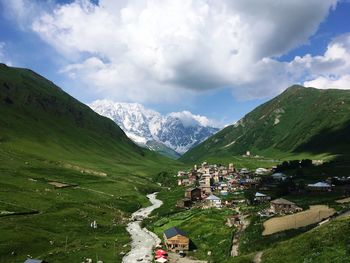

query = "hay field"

[
  {"left": 263, "top": 205, "right": 335, "bottom": 235},
  {"left": 336, "top": 197, "right": 350, "bottom": 203}
]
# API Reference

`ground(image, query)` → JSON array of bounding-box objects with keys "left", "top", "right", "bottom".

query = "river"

[{"left": 122, "top": 192, "right": 163, "bottom": 263}]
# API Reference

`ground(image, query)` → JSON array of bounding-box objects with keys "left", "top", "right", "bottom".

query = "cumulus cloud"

[
  {"left": 1, "top": 0, "right": 343, "bottom": 102},
  {"left": 289, "top": 33, "right": 350, "bottom": 90},
  {"left": 168, "top": 110, "right": 220, "bottom": 128},
  {"left": 304, "top": 75, "right": 350, "bottom": 90}
]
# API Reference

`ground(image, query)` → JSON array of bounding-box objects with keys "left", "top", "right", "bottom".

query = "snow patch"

[{"left": 89, "top": 100, "right": 220, "bottom": 154}]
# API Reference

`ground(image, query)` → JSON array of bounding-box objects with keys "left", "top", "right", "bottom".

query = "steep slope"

[
  {"left": 260, "top": 216, "right": 350, "bottom": 262},
  {"left": 0, "top": 63, "right": 168, "bottom": 163},
  {"left": 181, "top": 85, "right": 350, "bottom": 162},
  {"left": 0, "top": 64, "right": 179, "bottom": 262},
  {"left": 89, "top": 100, "right": 219, "bottom": 156}
]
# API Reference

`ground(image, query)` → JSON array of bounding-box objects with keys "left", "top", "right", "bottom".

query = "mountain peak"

[
  {"left": 282, "top": 84, "right": 306, "bottom": 94},
  {"left": 89, "top": 101, "right": 219, "bottom": 156}
]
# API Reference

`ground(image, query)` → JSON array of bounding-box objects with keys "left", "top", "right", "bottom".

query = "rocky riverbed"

[{"left": 122, "top": 193, "right": 163, "bottom": 263}]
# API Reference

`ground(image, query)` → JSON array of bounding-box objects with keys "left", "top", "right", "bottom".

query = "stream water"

[{"left": 122, "top": 193, "right": 163, "bottom": 263}]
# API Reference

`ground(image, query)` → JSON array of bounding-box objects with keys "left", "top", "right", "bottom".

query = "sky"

[{"left": 0, "top": 0, "right": 350, "bottom": 127}]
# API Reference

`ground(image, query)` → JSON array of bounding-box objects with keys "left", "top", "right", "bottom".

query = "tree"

[{"left": 244, "top": 190, "right": 255, "bottom": 204}]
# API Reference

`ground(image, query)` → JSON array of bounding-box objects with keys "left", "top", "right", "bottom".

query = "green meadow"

[{"left": 0, "top": 64, "right": 181, "bottom": 262}]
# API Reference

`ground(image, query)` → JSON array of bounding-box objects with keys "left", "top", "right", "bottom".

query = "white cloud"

[
  {"left": 2, "top": 0, "right": 343, "bottom": 102},
  {"left": 304, "top": 75, "right": 350, "bottom": 90},
  {"left": 0, "top": 42, "right": 12, "bottom": 65},
  {"left": 168, "top": 110, "right": 220, "bottom": 128},
  {"left": 288, "top": 34, "right": 350, "bottom": 90}
]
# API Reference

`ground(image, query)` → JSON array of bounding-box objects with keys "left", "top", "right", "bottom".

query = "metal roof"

[
  {"left": 24, "top": 259, "right": 46, "bottom": 263},
  {"left": 308, "top": 182, "right": 331, "bottom": 187},
  {"left": 271, "top": 198, "right": 295, "bottom": 205},
  {"left": 164, "top": 227, "right": 188, "bottom": 239},
  {"left": 206, "top": 194, "right": 221, "bottom": 201}
]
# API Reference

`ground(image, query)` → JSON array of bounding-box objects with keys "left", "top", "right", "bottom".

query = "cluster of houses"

[
  {"left": 176, "top": 162, "right": 337, "bottom": 214},
  {"left": 162, "top": 161, "right": 345, "bottom": 259},
  {"left": 177, "top": 162, "right": 266, "bottom": 197}
]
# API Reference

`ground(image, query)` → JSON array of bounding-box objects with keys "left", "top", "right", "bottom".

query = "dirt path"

[
  {"left": 122, "top": 193, "right": 163, "bottom": 263},
  {"left": 231, "top": 208, "right": 250, "bottom": 257},
  {"left": 253, "top": 252, "right": 263, "bottom": 263}
]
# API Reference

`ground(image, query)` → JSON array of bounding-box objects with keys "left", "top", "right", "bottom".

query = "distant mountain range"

[
  {"left": 89, "top": 100, "right": 219, "bottom": 158},
  {"left": 181, "top": 85, "right": 350, "bottom": 162}
]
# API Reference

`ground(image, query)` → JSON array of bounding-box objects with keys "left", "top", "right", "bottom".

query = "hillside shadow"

[{"left": 293, "top": 119, "right": 350, "bottom": 158}]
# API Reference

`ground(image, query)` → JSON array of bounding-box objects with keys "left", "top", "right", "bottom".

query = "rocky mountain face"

[{"left": 89, "top": 100, "right": 219, "bottom": 157}]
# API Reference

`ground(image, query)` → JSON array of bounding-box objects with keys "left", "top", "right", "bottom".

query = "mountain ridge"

[
  {"left": 180, "top": 85, "right": 350, "bottom": 162},
  {"left": 89, "top": 99, "right": 220, "bottom": 157}
]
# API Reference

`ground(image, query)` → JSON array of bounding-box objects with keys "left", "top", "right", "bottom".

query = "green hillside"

[
  {"left": 260, "top": 216, "right": 350, "bottom": 263},
  {"left": 145, "top": 140, "right": 182, "bottom": 159},
  {"left": 181, "top": 85, "right": 350, "bottom": 163},
  {"left": 0, "top": 64, "right": 179, "bottom": 262}
]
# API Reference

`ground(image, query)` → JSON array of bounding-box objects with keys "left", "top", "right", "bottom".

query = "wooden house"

[
  {"left": 270, "top": 198, "right": 302, "bottom": 214},
  {"left": 185, "top": 187, "right": 201, "bottom": 201},
  {"left": 163, "top": 227, "right": 190, "bottom": 252}
]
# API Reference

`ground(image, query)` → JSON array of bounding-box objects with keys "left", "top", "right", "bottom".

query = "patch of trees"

[
  {"left": 152, "top": 171, "right": 176, "bottom": 187},
  {"left": 275, "top": 159, "right": 313, "bottom": 172}
]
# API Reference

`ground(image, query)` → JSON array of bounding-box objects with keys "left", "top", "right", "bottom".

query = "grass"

[
  {"left": 0, "top": 149, "right": 175, "bottom": 263},
  {"left": 149, "top": 208, "right": 235, "bottom": 262},
  {"left": 180, "top": 85, "right": 350, "bottom": 163},
  {"left": 0, "top": 64, "right": 182, "bottom": 262},
  {"left": 262, "top": 217, "right": 350, "bottom": 262},
  {"left": 238, "top": 215, "right": 320, "bottom": 256}
]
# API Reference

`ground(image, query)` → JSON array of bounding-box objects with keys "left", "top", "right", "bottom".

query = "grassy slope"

[
  {"left": 149, "top": 208, "right": 234, "bottom": 262},
  {"left": 181, "top": 85, "right": 350, "bottom": 163},
  {"left": 145, "top": 140, "right": 181, "bottom": 160},
  {"left": 0, "top": 64, "right": 180, "bottom": 262},
  {"left": 261, "top": 216, "right": 350, "bottom": 263}
]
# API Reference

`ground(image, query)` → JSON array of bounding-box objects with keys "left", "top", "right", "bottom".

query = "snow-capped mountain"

[{"left": 89, "top": 100, "right": 220, "bottom": 156}]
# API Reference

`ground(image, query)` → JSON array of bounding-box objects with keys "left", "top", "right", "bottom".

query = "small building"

[
  {"left": 271, "top": 173, "right": 287, "bottom": 181},
  {"left": 240, "top": 168, "right": 249, "bottom": 174},
  {"left": 228, "top": 163, "right": 235, "bottom": 172},
  {"left": 270, "top": 198, "right": 302, "bottom": 214},
  {"left": 254, "top": 192, "right": 271, "bottom": 202},
  {"left": 255, "top": 168, "right": 269, "bottom": 175},
  {"left": 307, "top": 182, "right": 332, "bottom": 192},
  {"left": 218, "top": 182, "right": 228, "bottom": 191},
  {"left": 185, "top": 187, "right": 201, "bottom": 201},
  {"left": 176, "top": 198, "right": 192, "bottom": 208},
  {"left": 163, "top": 227, "right": 190, "bottom": 252},
  {"left": 178, "top": 178, "right": 190, "bottom": 186},
  {"left": 205, "top": 194, "right": 222, "bottom": 208},
  {"left": 177, "top": 171, "right": 186, "bottom": 177},
  {"left": 220, "top": 190, "right": 228, "bottom": 196}
]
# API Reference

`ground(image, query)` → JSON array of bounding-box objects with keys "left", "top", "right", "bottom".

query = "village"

[{"left": 151, "top": 156, "right": 350, "bottom": 263}]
